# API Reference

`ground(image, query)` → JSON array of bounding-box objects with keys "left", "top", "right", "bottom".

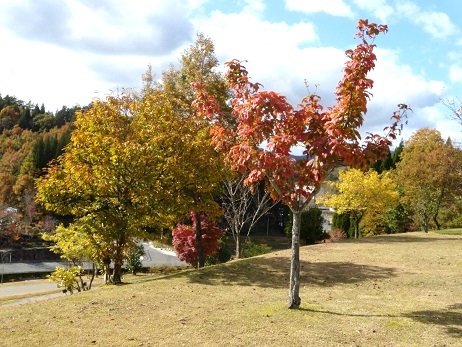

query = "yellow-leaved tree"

[
  {"left": 36, "top": 35, "right": 231, "bottom": 280},
  {"left": 36, "top": 91, "right": 199, "bottom": 283},
  {"left": 322, "top": 168, "right": 399, "bottom": 238}
]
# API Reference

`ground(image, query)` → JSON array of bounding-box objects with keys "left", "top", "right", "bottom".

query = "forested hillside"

[{"left": 0, "top": 94, "right": 86, "bottom": 246}]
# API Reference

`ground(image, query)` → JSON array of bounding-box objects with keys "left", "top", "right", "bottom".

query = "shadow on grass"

[
  {"left": 180, "top": 256, "right": 396, "bottom": 289},
  {"left": 297, "top": 303, "right": 462, "bottom": 339},
  {"left": 404, "top": 303, "right": 462, "bottom": 338}
]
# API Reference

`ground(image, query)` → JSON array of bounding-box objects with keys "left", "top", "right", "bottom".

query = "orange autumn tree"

[{"left": 194, "top": 20, "right": 408, "bottom": 309}]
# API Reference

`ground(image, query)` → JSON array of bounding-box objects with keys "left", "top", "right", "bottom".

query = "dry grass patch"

[{"left": 1, "top": 232, "right": 461, "bottom": 346}]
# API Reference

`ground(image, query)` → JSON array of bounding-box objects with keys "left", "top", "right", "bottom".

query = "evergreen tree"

[
  {"left": 18, "top": 107, "right": 33, "bottom": 130},
  {"left": 286, "top": 207, "right": 326, "bottom": 244},
  {"left": 392, "top": 139, "right": 404, "bottom": 167},
  {"left": 332, "top": 212, "right": 351, "bottom": 237}
]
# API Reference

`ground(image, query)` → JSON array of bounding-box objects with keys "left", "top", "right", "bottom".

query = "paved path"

[
  {"left": 0, "top": 261, "right": 67, "bottom": 275},
  {"left": 0, "top": 280, "right": 59, "bottom": 297},
  {"left": 0, "top": 279, "right": 63, "bottom": 307}
]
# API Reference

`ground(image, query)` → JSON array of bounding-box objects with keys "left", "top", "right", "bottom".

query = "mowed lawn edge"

[{"left": 1, "top": 231, "right": 461, "bottom": 347}]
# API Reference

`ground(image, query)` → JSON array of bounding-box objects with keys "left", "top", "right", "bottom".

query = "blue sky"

[{"left": 0, "top": 0, "right": 461, "bottom": 144}]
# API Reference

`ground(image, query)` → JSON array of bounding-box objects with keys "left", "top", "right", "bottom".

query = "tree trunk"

[
  {"left": 235, "top": 235, "right": 240, "bottom": 259},
  {"left": 104, "top": 263, "right": 111, "bottom": 284},
  {"left": 288, "top": 208, "right": 301, "bottom": 309},
  {"left": 112, "top": 260, "right": 123, "bottom": 284},
  {"left": 354, "top": 218, "right": 360, "bottom": 239},
  {"left": 433, "top": 215, "right": 441, "bottom": 230},
  {"left": 422, "top": 213, "right": 430, "bottom": 233},
  {"left": 88, "top": 262, "right": 96, "bottom": 290},
  {"left": 112, "top": 235, "right": 126, "bottom": 284},
  {"left": 195, "top": 212, "right": 205, "bottom": 268},
  {"left": 433, "top": 188, "right": 445, "bottom": 231}
]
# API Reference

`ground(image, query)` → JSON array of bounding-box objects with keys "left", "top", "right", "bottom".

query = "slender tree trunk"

[
  {"left": 288, "top": 208, "right": 301, "bottom": 309},
  {"left": 433, "top": 188, "right": 445, "bottom": 230},
  {"left": 235, "top": 234, "right": 240, "bottom": 259},
  {"left": 88, "top": 262, "right": 96, "bottom": 290},
  {"left": 195, "top": 212, "right": 205, "bottom": 268},
  {"left": 354, "top": 218, "right": 359, "bottom": 239},
  {"left": 433, "top": 215, "right": 441, "bottom": 230},
  {"left": 422, "top": 213, "right": 430, "bottom": 233}
]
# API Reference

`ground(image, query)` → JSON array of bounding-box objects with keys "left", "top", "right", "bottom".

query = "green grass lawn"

[
  {"left": 1, "top": 232, "right": 461, "bottom": 346},
  {"left": 433, "top": 228, "right": 462, "bottom": 235}
]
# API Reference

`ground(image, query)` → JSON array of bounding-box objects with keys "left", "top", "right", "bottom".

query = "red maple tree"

[
  {"left": 194, "top": 19, "right": 408, "bottom": 308},
  {"left": 172, "top": 211, "right": 223, "bottom": 268}
]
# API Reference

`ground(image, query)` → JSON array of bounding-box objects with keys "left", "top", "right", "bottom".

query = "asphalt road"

[
  {"left": 0, "top": 243, "right": 185, "bottom": 276},
  {"left": 0, "top": 280, "right": 60, "bottom": 297},
  {"left": 0, "top": 244, "right": 186, "bottom": 306}
]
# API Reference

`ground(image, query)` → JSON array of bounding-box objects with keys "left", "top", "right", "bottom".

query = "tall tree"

[
  {"left": 158, "top": 33, "right": 230, "bottom": 267},
  {"left": 391, "top": 139, "right": 404, "bottom": 166},
  {"left": 395, "top": 128, "right": 462, "bottom": 231},
  {"left": 194, "top": 20, "right": 407, "bottom": 308}
]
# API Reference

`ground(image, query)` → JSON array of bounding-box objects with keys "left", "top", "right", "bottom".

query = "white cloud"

[
  {"left": 285, "top": 0, "right": 353, "bottom": 17},
  {"left": 194, "top": 8, "right": 451, "bottom": 144},
  {"left": 396, "top": 1, "right": 458, "bottom": 39},
  {"left": 359, "top": 48, "right": 447, "bottom": 143},
  {"left": 1, "top": 0, "right": 198, "bottom": 55},
  {"left": 449, "top": 65, "right": 462, "bottom": 84},
  {"left": 353, "top": 0, "right": 394, "bottom": 22},
  {"left": 0, "top": 0, "right": 457, "bottom": 144},
  {"left": 193, "top": 9, "right": 338, "bottom": 105},
  {"left": 244, "top": 0, "right": 265, "bottom": 15}
]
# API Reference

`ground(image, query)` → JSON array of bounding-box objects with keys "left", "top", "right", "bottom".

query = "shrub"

[
  {"left": 328, "top": 228, "right": 347, "bottom": 242},
  {"left": 205, "top": 234, "right": 232, "bottom": 266},
  {"left": 172, "top": 212, "right": 223, "bottom": 267},
  {"left": 125, "top": 244, "right": 145, "bottom": 275},
  {"left": 285, "top": 207, "right": 327, "bottom": 244},
  {"left": 47, "top": 266, "right": 83, "bottom": 294},
  {"left": 332, "top": 212, "right": 351, "bottom": 237},
  {"left": 241, "top": 240, "right": 271, "bottom": 258}
]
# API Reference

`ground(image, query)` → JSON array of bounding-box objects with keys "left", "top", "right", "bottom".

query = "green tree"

[
  {"left": 392, "top": 139, "right": 404, "bottom": 166},
  {"left": 395, "top": 128, "right": 462, "bottom": 231},
  {"left": 125, "top": 244, "right": 145, "bottom": 275},
  {"left": 332, "top": 212, "right": 352, "bottom": 237},
  {"left": 18, "top": 107, "right": 33, "bottom": 130},
  {"left": 158, "top": 33, "right": 230, "bottom": 267}
]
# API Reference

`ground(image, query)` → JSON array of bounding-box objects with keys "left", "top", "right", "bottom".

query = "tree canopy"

[
  {"left": 194, "top": 19, "right": 408, "bottom": 308},
  {"left": 395, "top": 127, "right": 462, "bottom": 231},
  {"left": 322, "top": 168, "right": 399, "bottom": 238}
]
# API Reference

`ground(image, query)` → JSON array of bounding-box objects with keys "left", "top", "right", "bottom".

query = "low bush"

[{"left": 241, "top": 240, "right": 271, "bottom": 258}]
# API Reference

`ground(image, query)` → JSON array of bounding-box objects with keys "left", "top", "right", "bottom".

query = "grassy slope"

[{"left": 1, "top": 232, "right": 461, "bottom": 347}]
